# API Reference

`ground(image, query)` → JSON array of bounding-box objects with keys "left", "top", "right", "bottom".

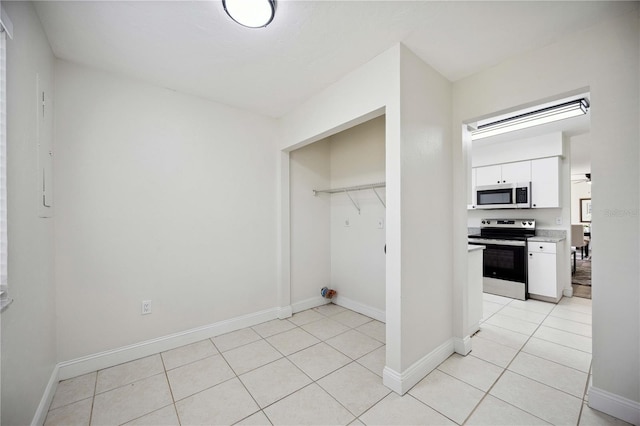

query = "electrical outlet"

[
  {"left": 377, "top": 218, "right": 384, "bottom": 229},
  {"left": 555, "top": 217, "right": 563, "bottom": 225},
  {"left": 142, "top": 300, "right": 152, "bottom": 315},
  {"left": 344, "top": 218, "right": 351, "bottom": 227}
]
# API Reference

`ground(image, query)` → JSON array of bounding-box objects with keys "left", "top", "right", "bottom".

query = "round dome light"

[{"left": 223, "top": 0, "right": 276, "bottom": 28}]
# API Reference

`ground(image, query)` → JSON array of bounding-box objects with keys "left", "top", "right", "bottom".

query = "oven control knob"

[
  {"left": 528, "top": 221, "right": 533, "bottom": 225},
  {"left": 521, "top": 221, "right": 526, "bottom": 226},
  {"left": 481, "top": 220, "right": 485, "bottom": 224}
]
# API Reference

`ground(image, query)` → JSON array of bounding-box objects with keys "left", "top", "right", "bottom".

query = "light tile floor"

[{"left": 46, "top": 296, "right": 631, "bottom": 425}]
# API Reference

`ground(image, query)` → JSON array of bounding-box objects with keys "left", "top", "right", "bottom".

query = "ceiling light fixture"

[
  {"left": 222, "top": 0, "right": 276, "bottom": 28},
  {"left": 471, "top": 98, "right": 590, "bottom": 140}
]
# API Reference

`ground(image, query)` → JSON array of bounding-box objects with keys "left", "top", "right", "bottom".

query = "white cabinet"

[
  {"left": 475, "top": 161, "right": 531, "bottom": 186},
  {"left": 531, "top": 157, "right": 560, "bottom": 208},
  {"left": 528, "top": 241, "right": 561, "bottom": 301}
]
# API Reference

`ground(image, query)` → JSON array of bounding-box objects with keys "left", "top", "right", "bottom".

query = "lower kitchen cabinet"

[{"left": 528, "top": 241, "right": 562, "bottom": 302}]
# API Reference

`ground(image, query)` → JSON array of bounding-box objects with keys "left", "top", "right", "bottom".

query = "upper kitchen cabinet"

[
  {"left": 476, "top": 160, "right": 531, "bottom": 186},
  {"left": 531, "top": 157, "right": 560, "bottom": 208}
]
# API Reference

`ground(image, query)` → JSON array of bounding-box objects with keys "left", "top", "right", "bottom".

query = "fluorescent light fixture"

[
  {"left": 471, "top": 98, "right": 589, "bottom": 140},
  {"left": 223, "top": 0, "right": 276, "bottom": 28}
]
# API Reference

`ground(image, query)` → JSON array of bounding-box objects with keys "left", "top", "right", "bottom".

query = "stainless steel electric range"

[{"left": 468, "top": 219, "right": 536, "bottom": 300}]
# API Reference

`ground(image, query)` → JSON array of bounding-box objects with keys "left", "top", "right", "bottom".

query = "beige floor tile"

[
  {"left": 45, "top": 397, "right": 92, "bottom": 426},
  {"left": 161, "top": 339, "right": 217, "bottom": 371},
  {"left": 475, "top": 323, "right": 529, "bottom": 350},
  {"left": 499, "top": 306, "right": 548, "bottom": 324},
  {"left": 301, "top": 317, "right": 350, "bottom": 341},
  {"left": 349, "top": 419, "right": 365, "bottom": 425},
  {"left": 490, "top": 371, "right": 582, "bottom": 425},
  {"left": 409, "top": 369, "right": 484, "bottom": 424},
  {"left": 549, "top": 306, "right": 592, "bottom": 325},
  {"left": 91, "top": 374, "right": 173, "bottom": 425},
  {"left": 288, "top": 309, "right": 326, "bottom": 326},
  {"left": 263, "top": 383, "right": 355, "bottom": 425},
  {"left": 542, "top": 315, "right": 592, "bottom": 337},
  {"left": 534, "top": 326, "right": 592, "bottom": 353},
  {"left": 557, "top": 297, "right": 593, "bottom": 314},
  {"left": 123, "top": 405, "right": 179, "bottom": 425},
  {"left": 508, "top": 352, "right": 589, "bottom": 398},
  {"left": 465, "top": 395, "right": 550, "bottom": 425},
  {"left": 356, "top": 345, "right": 386, "bottom": 377},
  {"left": 508, "top": 299, "right": 555, "bottom": 314},
  {"left": 222, "top": 339, "right": 282, "bottom": 375},
  {"left": 326, "top": 329, "right": 383, "bottom": 359},
  {"left": 313, "top": 303, "right": 347, "bottom": 317},
  {"left": 482, "top": 301, "right": 504, "bottom": 321},
  {"left": 50, "top": 372, "right": 96, "bottom": 410},
  {"left": 317, "top": 363, "right": 390, "bottom": 416},
  {"left": 288, "top": 342, "right": 352, "bottom": 381},
  {"left": 175, "top": 378, "right": 259, "bottom": 425},
  {"left": 212, "top": 328, "right": 262, "bottom": 352},
  {"left": 482, "top": 293, "right": 513, "bottom": 305},
  {"left": 266, "top": 327, "right": 320, "bottom": 356},
  {"left": 96, "top": 355, "right": 165, "bottom": 394},
  {"left": 484, "top": 313, "right": 540, "bottom": 336},
  {"left": 240, "top": 357, "right": 311, "bottom": 408},
  {"left": 579, "top": 403, "right": 633, "bottom": 425},
  {"left": 470, "top": 335, "right": 519, "bottom": 368},
  {"left": 522, "top": 337, "right": 592, "bottom": 373},
  {"left": 359, "top": 392, "right": 455, "bottom": 425},
  {"left": 331, "top": 310, "right": 373, "bottom": 328},
  {"left": 251, "top": 318, "right": 296, "bottom": 338},
  {"left": 437, "top": 353, "right": 503, "bottom": 392},
  {"left": 167, "top": 354, "right": 235, "bottom": 401},
  {"left": 235, "top": 410, "right": 272, "bottom": 425},
  {"left": 356, "top": 320, "right": 385, "bottom": 343}
]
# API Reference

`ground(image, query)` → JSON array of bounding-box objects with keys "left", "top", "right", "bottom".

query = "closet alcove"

[{"left": 289, "top": 115, "right": 386, "bottom": 321}]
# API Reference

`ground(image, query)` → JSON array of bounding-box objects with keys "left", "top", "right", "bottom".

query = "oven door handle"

[{"left": 468, "top": 238, "right": 526, "bottom": 247}]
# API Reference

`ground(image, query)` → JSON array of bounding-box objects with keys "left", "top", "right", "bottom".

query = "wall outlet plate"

[
  {"left": 142, "top": 300, "right": 152, "bottom": 315},
  {"left": 344, "top": 218, "right": 351, "bottom": 227},
  {"left": 555, "top": 217, "right": 563, "bottom": 225}
]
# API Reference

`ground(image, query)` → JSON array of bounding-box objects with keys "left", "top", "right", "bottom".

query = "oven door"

[{"left": 468, "top": 238, "right": 528, "bottom": 300}]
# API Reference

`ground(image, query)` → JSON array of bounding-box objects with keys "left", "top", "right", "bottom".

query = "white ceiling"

[{"left": 34, "top": 1, "right": 635, "bottom": 118}]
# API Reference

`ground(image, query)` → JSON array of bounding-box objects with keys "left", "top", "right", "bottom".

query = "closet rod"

[{"left": 312, "top": 182, "right": 385, "bottom": 196}]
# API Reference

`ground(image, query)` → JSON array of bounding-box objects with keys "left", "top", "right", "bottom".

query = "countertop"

[
  {"left": 528, "top": 236, "right": 566, "bottom": 243},
  {"left": 468, "top": 244, "right": 486, "bottom": 252}
]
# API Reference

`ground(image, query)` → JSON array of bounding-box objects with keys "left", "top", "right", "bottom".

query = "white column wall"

[
  {"left": 1, "top": 2, "right": 57, "bottom": 425},
  {"left": 453, "top": 9, "right": 639, "bottom": 420},
  {"left": 53, "top": 61, "right": 279, "bottom": 361},
  {"left": 398, "top": 45, "right": 453, "bottom": 369}
]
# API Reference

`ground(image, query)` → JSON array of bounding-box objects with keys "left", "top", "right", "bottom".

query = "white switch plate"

[{"left": 555, "top": 217, "right": 563, "bottom": 225}]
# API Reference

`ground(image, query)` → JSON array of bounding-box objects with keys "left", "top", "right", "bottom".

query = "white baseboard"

[
  {"left": 589, "top": 385, "right": 640, "bottom": 425},
  {"left": 278, "top": 305, "right": 293, "bottom": 319},
  {"left": 57, "top": 307, "right": 279, "bottom": 381},
  {"left": 333, "top": 295, "right": 385, "bottom": 323},
  {"left": 382, "top": 338, "right": 454, "bottom": 395},
  {"left": 453, "top": 336, "right": 472, "bottom": 355},
  {"left": 31, "top": 364, "right": 60, "bottom": 426},
  {"left": 291, "top": 296, "right": 329, "bottom": 314}
]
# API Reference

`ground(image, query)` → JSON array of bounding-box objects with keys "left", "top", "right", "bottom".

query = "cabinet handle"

[{"left": 529, "top": 253, "right": 533, "bottom": 256}]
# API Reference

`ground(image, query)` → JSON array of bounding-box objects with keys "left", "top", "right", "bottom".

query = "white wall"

[
  {"left": 397, "top": 45, "right": 453, "bottom": 370},
  {"left": 1, "top": 2, "right": 56, "bottom": 425},
  {"left": 571, "top": 181, "right": 592, "bottom": 224},
  {"left": 329, "top": 116, "right": 386, "bottom": 315},
  {"left": 53, "top": 60, "right": 279, "bottom": 361},
  {"left": 471, "top": 132, "right": 564, "bottom": 168},
  {"left": 289, "top": 140, "right": 331, "bottom": 307},
  {"left": 453, "top": 8, "right": 639, "bottom": 421}
]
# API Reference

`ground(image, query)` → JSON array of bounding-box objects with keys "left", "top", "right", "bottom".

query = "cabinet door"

[
  {"left": 501, "top": 161, "right": 531, "bottom": 184},
  {"left": 531, "top": 157, "right": 560, "bottom": 208},
  {"left": 475, "top": 165, "right": 502, "bottom": 186},
  {"left": 528, "top": 252, "right": 557, "bottom": 297}
]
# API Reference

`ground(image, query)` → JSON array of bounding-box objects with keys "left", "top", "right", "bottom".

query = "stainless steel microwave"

[{"left": 475, "top": 182, "right": 531, "bottom": 209}]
